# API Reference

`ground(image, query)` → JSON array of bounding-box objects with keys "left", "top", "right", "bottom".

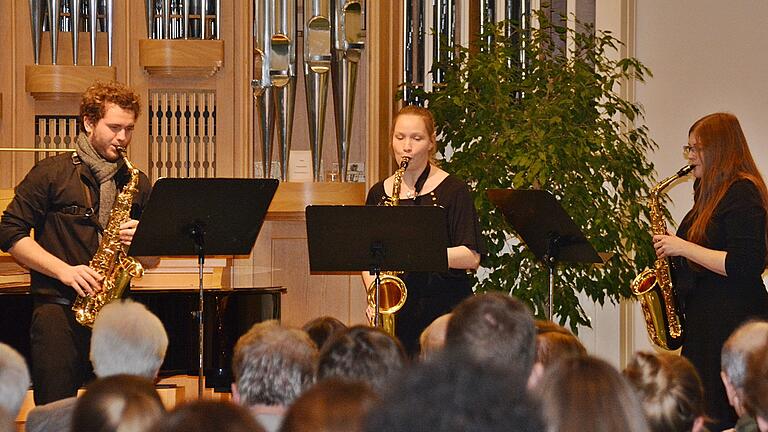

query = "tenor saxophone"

[
  {"left": 631, "top": 165, "right": 693, "bottom": 350},
  {"left": 72, "top": 150, "right": 145, "bottom": 327},
  {"left": 367, "top": 156, "right": 409, "bottom": 336}
]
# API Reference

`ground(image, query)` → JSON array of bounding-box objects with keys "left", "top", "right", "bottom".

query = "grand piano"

[{"left": 0, "top": 285, "right": 285, "bottom": 392}]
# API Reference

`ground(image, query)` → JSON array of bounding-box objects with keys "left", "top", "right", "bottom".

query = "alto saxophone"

[
  {"left": 631, "top": 165, "right": 693, "bottom": 350},
  {"left": 367, "top": 156, "right": 409, "bottom": 336},
  {"left": 72, "top": 149, "right": 145, "bottom": 327}
]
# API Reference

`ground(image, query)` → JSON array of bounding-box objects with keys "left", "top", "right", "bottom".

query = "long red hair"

[{"left": 686, "top": 113, "right": 768, "bottom": 252}]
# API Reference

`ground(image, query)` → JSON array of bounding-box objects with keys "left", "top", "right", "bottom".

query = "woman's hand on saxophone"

[
  {"left": 652, "top": 233, "right": 690, "bottom": 258},
  {"left": 653, "top": 233, "right": 728, "bottom": 276}
]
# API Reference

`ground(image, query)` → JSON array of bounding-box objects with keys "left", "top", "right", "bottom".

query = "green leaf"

[{"left": 405, "top": 10, "right": 659, "bottom": 329}]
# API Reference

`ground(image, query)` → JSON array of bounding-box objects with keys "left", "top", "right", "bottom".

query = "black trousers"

[{"left": 30, "top": 302, "right": 93, "bottom": 405}]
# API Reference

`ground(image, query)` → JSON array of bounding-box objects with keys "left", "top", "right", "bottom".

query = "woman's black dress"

[
  {"left": 673, "top": 179, "right": 768, "bottom": 429},
  {"left": 366, "top": 174, "right": 486, "bottom": 356}
]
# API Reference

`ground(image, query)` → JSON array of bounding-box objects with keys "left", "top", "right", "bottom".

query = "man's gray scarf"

[{"left": 75, "top": 133, "right": 124, "bottom": 228}]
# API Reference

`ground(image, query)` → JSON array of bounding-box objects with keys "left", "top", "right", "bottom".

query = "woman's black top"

[
  {"left": 673, "top": 179, "right": 768, "bottom": 429},
  {"left": 366, "top": 174, "right": 486, "bottom": 356}
]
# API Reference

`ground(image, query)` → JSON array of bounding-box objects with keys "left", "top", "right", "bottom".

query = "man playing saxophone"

[{"left": 0, "top": 81, "right": 154, "bottom": 405}]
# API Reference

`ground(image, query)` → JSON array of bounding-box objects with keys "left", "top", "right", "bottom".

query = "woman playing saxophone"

[
  {"left": 652, "top": 113, "right": 768, "bottom": 430},
  {"left": 362, "top": 105, "right": 486, "bottom": 356}
]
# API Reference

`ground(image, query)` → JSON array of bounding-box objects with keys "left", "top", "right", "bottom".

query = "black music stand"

[
  {"left": 129, "top": 178, "right": 278, "bottom": 398},
  {"left": 305, "top": 206, "right": 449, "bottom": 327},
  {"left": 487, "top": 189, "right": 603, "bottom": 319}
]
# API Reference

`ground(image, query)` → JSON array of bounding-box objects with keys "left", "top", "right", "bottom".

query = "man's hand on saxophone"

[
  {"left": 118, "top": 219, "right": 139, "bottom": 245},
  {"left": 7, "top": 236, "right": 103, "bottom": 297},
  {"left": 57, "top": 265, "right": 104, "bottom": 297},
  {"left": 120, "top": 219, "right": 160, "bottom": 269}
]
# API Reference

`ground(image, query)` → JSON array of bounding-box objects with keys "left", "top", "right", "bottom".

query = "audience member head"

[
  {"left": 90, "top": 300, "right": 169, "bottom": 379},
  {"left": 71, "top": 374, "right": 165, "bottom": 432},
  {"left": 0, "top": 342, "right": 30, "bottom": 416},
  {"left": 302, "top": 316, "right": 348, "bottom": 351},
  {"left": 445, "top": 293, "right": 536, "bottom": 381},
  {"left": 280, "top": 378, "right": 379, "bottom": 432},
  {"left": 150, "top": 400, "right": 265, "bottom": 432},
  {"left": 419, "top": 313, "right": 451, "bottom": 361},
  {"left": 743, "top": 339, "right": 768, "bottom": 431},
  {"left": 534, "top": 320, "right": 587, "bottom": 368},
  {"left": 232, "top": 320, "right": 317, "bottom": 408},
  {"left": 316, "top": 326, "right": 406, "bottom": 394},
  {"left": 721, "top": 320, "right": 768, "bottom": 417},
  {"left": 535, "top": 355, "right": 650, "bottom": 432},
  {"left": 364, "top": 351, "right": 544, "bottom": 432},
  {"left": 624, "top": 352, "right": 707, "bottom": 432}
]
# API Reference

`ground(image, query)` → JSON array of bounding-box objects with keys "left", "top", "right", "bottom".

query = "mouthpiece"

[
  {"left": 677, "top": 165, "right": 694, "bottom": 176},
  {"left": 399, "top": 156, "right": 411, "bottom": 169}
]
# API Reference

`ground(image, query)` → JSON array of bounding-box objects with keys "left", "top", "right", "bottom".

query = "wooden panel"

[
  {"left": 267, "top": 181, "right": 366, "bottom": 214},
  {"left": 238, "top": 218, "right": 365, "bottom": 328},
  {"left": 25, "top": 65, "right": 117, "bottom": 100},
  {"left": 139, "top": 39, "right": 225, "bottom": 78},
  {"left": 273, "top": 237, "right": 310, "bottom": 327}
]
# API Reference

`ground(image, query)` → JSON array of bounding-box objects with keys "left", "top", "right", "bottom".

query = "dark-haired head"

[
  {"left": 445, "top": 293, "right": 536, "bottom": 381},
  {"left": 280, "top": 378, "right": 379, "bottom": 432},
  {"left": 302, "top": 316, "right": 348, "bottom": 351},
  {"left": 71, "top": 374, "right": 165, "bottom": 432},
  {"left": 317, "top": 326, "right": 406, "bottom": 394},
  {"left": 150, "top": 400, "right": 264, "bottom": 432},
  {"left": 364, "top": 351, "right": 544, "bottom": 432}
]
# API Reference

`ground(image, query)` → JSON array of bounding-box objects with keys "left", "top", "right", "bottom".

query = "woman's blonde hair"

[{"left": 623, "top": 352, "right": 706, "bottom": 432}]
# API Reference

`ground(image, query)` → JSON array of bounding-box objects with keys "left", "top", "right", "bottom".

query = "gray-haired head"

[
  {"left": 0, "top": 343, "right": 30, "bottom": 416},
  {"left": 90, "top": 300, "right": 169, "bottom": 379},
  {"left": 721, "top": 320, "right": 768, "bottom": 392},
  {"left": 232, "top": 320, "right": 317, "bottom": 407}
]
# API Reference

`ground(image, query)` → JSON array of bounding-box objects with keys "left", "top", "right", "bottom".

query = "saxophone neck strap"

[{"left": 412, "top": 163, "right": 431, "bottom": 197}]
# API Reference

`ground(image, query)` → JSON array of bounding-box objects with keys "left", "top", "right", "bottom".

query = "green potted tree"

[{"left": 414, "top": 11, "right": 664, "bottom": 327}]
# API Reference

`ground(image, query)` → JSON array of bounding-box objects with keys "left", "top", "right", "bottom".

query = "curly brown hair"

[{"left": 79, "top": 81, "right": 141, "bottom": 132}]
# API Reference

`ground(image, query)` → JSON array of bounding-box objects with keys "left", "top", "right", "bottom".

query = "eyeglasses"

[{"left": 682, "top": 145, "right": 700, "bottom": 155}]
